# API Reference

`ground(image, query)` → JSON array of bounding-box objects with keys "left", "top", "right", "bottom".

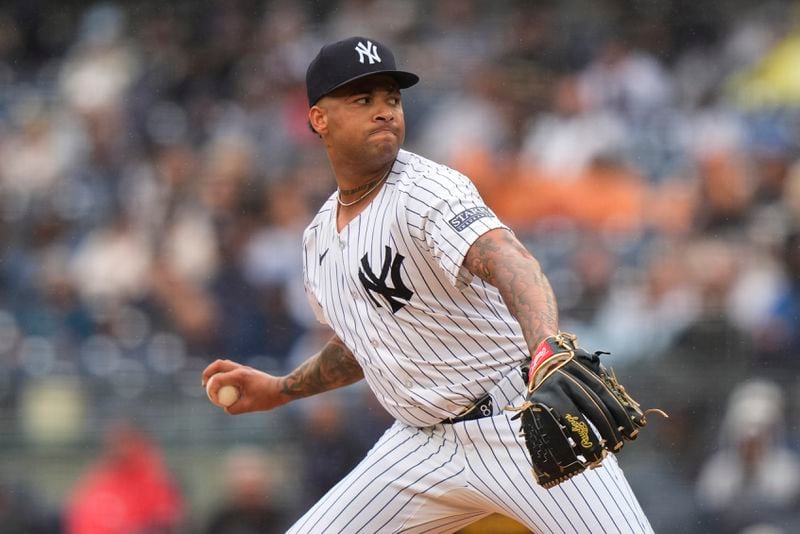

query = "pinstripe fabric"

[
  {"left": 296, "top": 149, "right": 653, "bottom": 532},
  {"left": 287, "top": 370, "right": 652, "bottom": 533},
  {"left": 303, "top": 150, "right": 527, "bottom": 427}
]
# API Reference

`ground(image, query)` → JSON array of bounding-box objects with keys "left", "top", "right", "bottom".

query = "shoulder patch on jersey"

[{"left": 448, "top": 206, "right": 492, "bottom": 232}]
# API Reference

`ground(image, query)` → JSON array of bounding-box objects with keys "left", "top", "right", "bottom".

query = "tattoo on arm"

[
  {"left": 280, "top": 336, "right": 364, "bottom": 399},
  {"left": 464, "top": 229, "right": 559, "bottom": 352}
]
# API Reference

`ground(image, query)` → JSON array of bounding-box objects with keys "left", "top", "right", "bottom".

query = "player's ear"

[{"left": 308, "top": 105, "right": 327, "bottom": 137}]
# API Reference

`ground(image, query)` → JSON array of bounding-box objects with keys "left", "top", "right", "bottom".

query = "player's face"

[{"left": 312, "top": 74, "right": 405, "bottom": 166}]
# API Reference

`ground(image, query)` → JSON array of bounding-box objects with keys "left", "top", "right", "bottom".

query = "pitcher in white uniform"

[{"left": 202, "top": 36, "right": 654, "bottom": 534}]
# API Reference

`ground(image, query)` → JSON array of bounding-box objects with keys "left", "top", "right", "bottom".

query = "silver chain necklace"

[{"left": 336, "top": 163, "right": 393, "bottom": 207}]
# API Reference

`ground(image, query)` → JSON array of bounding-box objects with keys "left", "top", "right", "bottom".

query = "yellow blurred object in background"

[{"left": 457, "top": 514, "right": 532, "bottom": 533}]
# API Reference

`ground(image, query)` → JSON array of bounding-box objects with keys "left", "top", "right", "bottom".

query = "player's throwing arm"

[{"left": 202, "top": 335, "right": 363, "bottom": 414}]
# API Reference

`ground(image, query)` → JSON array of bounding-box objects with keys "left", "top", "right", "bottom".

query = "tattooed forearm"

[
  {"left": 280, "top": 336, "right": 364, "bottom": 399},
  {"left": 465, "top": 228, "right": 559, "bottom": 352}
]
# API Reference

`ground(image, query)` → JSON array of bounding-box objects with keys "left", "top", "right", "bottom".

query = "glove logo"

[
  {"left": 565, "top": 414, "right": 593, "bottom": 449},
  {"left": 531, "top": 343, "right": 554, "bottom": 371}
]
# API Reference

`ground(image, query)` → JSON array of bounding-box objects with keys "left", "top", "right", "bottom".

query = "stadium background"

[{"left": 0, "top": 0, "right": 799, "bottom": 532}]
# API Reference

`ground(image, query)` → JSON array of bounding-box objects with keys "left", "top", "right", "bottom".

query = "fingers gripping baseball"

[
  {"left": 202, "top": 360, "right": 287, "bottom": 415},
  {"left": 205, "top": 373, "right": 240, "bottom": 409}
]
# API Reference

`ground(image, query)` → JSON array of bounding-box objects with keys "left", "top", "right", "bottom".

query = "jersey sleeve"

[
  {"left": 304, "top": 284, "right": 327, "bottom": 325},
  {"left": 406, "top": 169, "right": 508, "bottom": 289},
  {"left": 302, "top": 228, "right": 328, "bottom": 325}
]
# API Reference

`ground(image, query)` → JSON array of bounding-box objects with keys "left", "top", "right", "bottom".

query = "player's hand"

[{"left": 201, "top": 359, "right": 291, "bottom": 415}]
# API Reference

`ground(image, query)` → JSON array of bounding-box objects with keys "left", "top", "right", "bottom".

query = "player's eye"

[{"left": 354, "top": 96, "right": 370, "bottom": 104}]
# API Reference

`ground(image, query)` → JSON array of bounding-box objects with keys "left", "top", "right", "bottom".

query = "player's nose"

[
  {"left": 374, "top": 108, "right": 393, "bottom": 122},
  {"left": 373, "top": 100, "right": 395, "bottom": 122}
]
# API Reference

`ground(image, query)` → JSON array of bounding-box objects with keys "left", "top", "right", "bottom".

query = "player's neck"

[
  {"left": 331, "top": 158, "right": 393, "bottom": 232},
  {"left": 327, "top": 144, "right": 396, "bottom": 187},
  {"left": 331, "top": 158, "right": 394, "bottom": 204},
  {"left": 333, "top": 161, "right": 394, "bottom": 194}
]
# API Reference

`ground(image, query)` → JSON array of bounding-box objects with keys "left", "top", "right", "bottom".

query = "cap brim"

[{"left": 313, "top": 70, "right": 419, "bottom": 105}]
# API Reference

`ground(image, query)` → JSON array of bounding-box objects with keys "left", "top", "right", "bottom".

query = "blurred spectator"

[
  {"left": 694, "top": 148, "right": 756, "bottom": 231},
  {"left": 575, "top": 243, "right": 700, "bottom": 364},
  {"left": 754, "top": 231, "right": 800, "bottom": 374},
  {"left": 696, "top": 379, "right": 800, "bottom": 533},
  {"left": 784, "top": 161, "right": 800, "bottom": 225},
  {"left": 65, "top": 421, "right": 184, "bottom": 534},
  {"left": 204, "top": 446, "right": 289, "bottom": 534},
  {"left": 70, "top": 216, "right": 151, "bottom": 307},
  {"left": 295, "top": 393, "right": 367, "bottom": 511},
  {"left": 578, "top": 36, "right": 674, "bottom": 118},
  {"left": 59, "top": 3, "right": 138, "bottom": 115},
  {"left": 656, "top": 238, "right": 755, "bottom": 472},
  {"left": 520, "top": 75, "right": 627, "bottom": 174},
  {"left": 0, "top": 481, "right": 59, "bottom": 533},
  {"left": 414, "top": 64, "right": 511, "bottom": 165}
]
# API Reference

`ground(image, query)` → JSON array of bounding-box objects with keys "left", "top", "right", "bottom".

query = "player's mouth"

[{"left": 369, "top": 127, "right": 397, "bottom": 138}]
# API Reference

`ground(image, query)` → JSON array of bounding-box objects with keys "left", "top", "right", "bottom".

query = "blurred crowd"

[{"left": 0, "top": 0, "right": 799, "bottom": 532}]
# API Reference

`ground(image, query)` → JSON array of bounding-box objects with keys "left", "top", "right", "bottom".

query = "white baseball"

[
  {"left": 216, "top": 384, "right": 240, "bottom": 407},
  {"left": 206, "top": 375, "right": 240, "bottom": 408}
]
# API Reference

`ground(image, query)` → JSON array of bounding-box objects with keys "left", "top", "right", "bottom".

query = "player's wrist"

[
  {"left": 275, "top": 375, "right": 301, "bottom": 403},
  {"left": 527, "top": 332, "right": 577, "bottom": 392}
]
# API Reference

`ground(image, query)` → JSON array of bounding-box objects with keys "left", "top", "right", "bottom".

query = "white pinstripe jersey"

[{"left": 302, "top": 149, "right": 529, "bottom": 427}]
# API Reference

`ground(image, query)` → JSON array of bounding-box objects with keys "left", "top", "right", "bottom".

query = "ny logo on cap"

[{"left": 355, "top": 40, "right": 381, "bottom": 65}]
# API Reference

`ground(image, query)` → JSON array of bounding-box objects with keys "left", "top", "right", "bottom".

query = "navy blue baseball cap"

[{"left": 306, "top": 36, "right": 419, "bottom": 106}]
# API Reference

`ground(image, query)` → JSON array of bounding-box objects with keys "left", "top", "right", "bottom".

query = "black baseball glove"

[{"left": 511, "top": 332, "right": 665, "bottom": 489}]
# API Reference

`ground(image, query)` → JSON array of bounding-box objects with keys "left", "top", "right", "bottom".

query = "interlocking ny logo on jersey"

[
  {"left": 358, "top": 246, "right": 413, "bottom": 313},
  {"left": 355, "top": 40, "right": 381, "bottom": 64}
]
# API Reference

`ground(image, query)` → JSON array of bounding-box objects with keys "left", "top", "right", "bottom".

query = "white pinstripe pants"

[{"left": 288, "top": 370, "right": 653, "bottom": 534}]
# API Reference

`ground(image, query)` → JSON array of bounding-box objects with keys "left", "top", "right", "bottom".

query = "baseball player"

[{"left": 203, "top": 36, "right": 655, "bottom": 533}]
